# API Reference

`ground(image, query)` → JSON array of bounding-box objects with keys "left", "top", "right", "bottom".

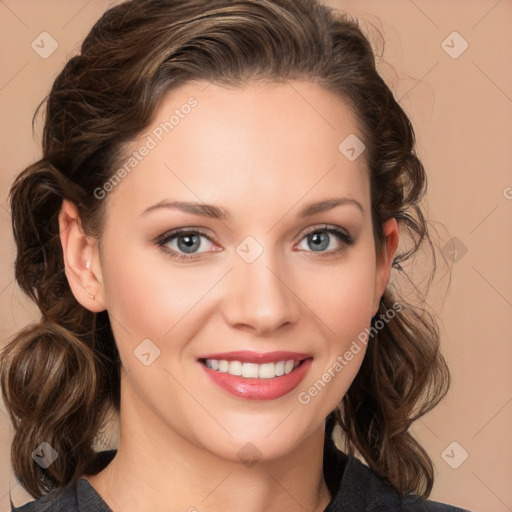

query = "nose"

[{"left": 222, "top": 248, "right": 300, "bottom": 336}]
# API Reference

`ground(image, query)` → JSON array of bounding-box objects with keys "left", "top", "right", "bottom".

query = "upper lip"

[{"left": 198, "top": 350, "right": 312, "bottom": 364}]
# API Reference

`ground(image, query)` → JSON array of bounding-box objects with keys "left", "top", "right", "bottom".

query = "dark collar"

[{"left": 72, "top": 442, "right": 468, "bottom": 512}]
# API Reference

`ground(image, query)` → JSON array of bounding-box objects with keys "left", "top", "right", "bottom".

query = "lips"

[{"left": 197, "top": 350, "right": 313, "bottom": 400}]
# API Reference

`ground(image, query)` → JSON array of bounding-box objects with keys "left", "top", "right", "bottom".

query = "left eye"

[{"left": 296, "top": 226, "right": 353, "bottom": 254}]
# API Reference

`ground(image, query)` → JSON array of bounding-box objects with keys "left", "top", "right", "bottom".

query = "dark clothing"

[{"left": 11, "top": 438, "right": 471, "bottom": 511}]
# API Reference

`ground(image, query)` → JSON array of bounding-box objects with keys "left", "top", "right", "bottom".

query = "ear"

[
  {"left": 371, "top": 217, "right": 399, "bottom": 317},
  {"left": 58, "top": 199, "right": 106, "bottom": 312}
]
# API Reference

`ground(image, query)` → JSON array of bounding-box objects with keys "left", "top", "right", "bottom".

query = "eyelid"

[
  {"left": 155, "top": 227, "right": 219, "bottom": 260},
  {"left": 155, "top": 223, "right": 356, "bottom": 260},
  {"left": 297, "top": 223, "right": 352, "bottom": 241},
  {"left": 156, "top": 227, "right": 216, "bottom": 245},
  {"left": 293, "top": 224, "right": 355, "bottom": 255}
]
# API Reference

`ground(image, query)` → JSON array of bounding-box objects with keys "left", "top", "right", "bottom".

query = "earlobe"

[
  {"left": 372, "top": 217, "right": 399, "bottom": 316},
  {"left": 58, "top": 199, "right": 106, "bottom": 312}
]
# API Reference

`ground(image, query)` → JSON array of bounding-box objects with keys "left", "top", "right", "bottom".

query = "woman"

[{"left": 1, "top": 0, "right": 471, "bottom": 510}]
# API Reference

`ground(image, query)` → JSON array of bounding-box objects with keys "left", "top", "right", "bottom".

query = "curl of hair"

[
  {"left": 1, "top": 0, "right": 449, "bottom": 499},
  {"left": 2, "top": 164, "right": 120, "bottom": 497}
]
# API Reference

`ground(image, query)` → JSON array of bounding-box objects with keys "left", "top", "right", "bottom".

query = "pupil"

[
  {"left": 178, "top": 234, "right": 200, "bottom": 253},
  {"left": 309, "top": 232, "right": 328, "bottom": 251}
]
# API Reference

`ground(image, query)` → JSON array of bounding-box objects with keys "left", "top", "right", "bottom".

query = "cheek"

[
  {"left": 296, "top": 254, "right": 377, "bottom": 337},
  {"left": 100, "top": 242, "right": 225, "bottom": 354},
  {"left": 105, "top": 267, "right": 198, "bottom": 325},
  {"left": 296, "top": 260, "right": 376, "bottom": 410}
]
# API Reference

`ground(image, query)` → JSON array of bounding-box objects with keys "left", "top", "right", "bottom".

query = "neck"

[{"left": 85, "top": 378, "right": 333, "bottom": 512}]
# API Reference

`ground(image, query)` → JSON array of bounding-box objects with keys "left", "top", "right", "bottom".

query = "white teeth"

[
  {"left": 274, "top": 361, "right": 285, "bottom": 376},
  {"left": 228, "top": 360, "right": 242, "bottom": 376},
  {"left": 284, "top": 360, "right": 295, "bottom": 374},
  {"left": 258, "top": 363, "right": 276, "bottom": 379},
  {"left": 242, "top": 363, "right": 259, "bottom": 378},
  {"left": 204, "top": 359, "right": 301, "bottom": 379}
]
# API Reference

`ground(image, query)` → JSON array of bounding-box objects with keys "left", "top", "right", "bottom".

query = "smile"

[
  {"left": 201, "top": 358, "right": 302, "bottom": 379},
  {"left": 197, "top": 351, "right": 314, "bottom": 400}
]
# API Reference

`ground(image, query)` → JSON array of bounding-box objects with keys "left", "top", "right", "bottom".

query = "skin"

[{"left": 59, "top": 80, "right": 398, "bottom": 512}]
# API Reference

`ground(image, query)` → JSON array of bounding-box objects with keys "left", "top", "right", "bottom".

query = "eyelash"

[{"left": 156, "top": 225, "right": 356, "bottom": 261}]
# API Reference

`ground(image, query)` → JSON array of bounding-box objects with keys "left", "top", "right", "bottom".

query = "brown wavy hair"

[{"left": 1, "top": 0, "right": 449, "bottom": 501}]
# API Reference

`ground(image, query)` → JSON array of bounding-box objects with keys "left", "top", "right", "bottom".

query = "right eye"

[{"left": 156, "top": 228, "right": 220, "bottom": 260}]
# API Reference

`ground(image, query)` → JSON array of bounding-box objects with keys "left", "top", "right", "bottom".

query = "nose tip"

[{"left": 223, "top": 260, "right": 300, "bottom": 336}]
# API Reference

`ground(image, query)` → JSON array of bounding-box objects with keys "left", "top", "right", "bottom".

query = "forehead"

[{"left": 106, "top": 80, "right": 369, "bottom": 218}]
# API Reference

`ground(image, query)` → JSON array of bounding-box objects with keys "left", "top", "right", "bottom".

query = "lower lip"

[{"left": 198, "top": 358, "right": 313, "bottom": 400}]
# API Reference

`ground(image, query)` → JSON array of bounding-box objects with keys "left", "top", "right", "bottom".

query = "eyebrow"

[{"left": 141, "top": 197, "right": 364, "bottom": 220}]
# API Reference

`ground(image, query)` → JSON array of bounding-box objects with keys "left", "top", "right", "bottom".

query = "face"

[{"left": 66, "top": 80, "right": 397, "bottom": 462}]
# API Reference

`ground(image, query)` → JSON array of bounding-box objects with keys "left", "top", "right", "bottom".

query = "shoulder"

[
  {"left": 327, "top": 450, "right": 472, "bottom": 512},
  {"left": 11, "top": 450, "right": 116, "bottom": 512},
  {"left": 11, "top": 482, "right": 79, "bottom": 512},
  {"left": 11, "top": 479, "right": 112, "bottom": 512}
]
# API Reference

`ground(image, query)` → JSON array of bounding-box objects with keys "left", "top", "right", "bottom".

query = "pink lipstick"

[{"left": 197, "top": 350, "right": 313, "bottom": 400}]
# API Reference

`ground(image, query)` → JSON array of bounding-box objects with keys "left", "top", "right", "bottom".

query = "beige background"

[{"left": 1, "top": 1, "right": 511, "bottom": 511}]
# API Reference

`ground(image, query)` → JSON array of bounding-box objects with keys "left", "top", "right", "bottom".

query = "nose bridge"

[{"left": 223, "top": 238, "right": 299, "bottom": 335}]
